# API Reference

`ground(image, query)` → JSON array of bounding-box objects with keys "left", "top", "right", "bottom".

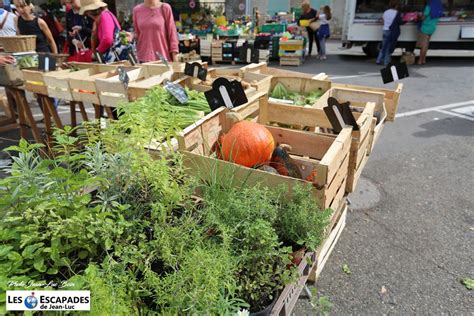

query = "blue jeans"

[
  {"left": 319, "top": 36, "right": 327, "bottom": 57},
  {"left": 376, "top": 30, "right": 392, "bottom": 65}
]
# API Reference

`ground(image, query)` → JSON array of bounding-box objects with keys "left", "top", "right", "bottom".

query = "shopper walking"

[
  {"left": 317, "top": 5, "right": 331, "bottom": 60},
  {"left": 13, "top": 0, "right": 58, "bottom": 53},
  {"left": 299, "top": 2, "right": 320, "bottom": 57},
  {"left": 133, "top": 0, "right": 179, "bottom": 63},
  {"left": 0, "top": 0, "right": 17, "bottom": 36},
  {"left": 376, "top": 0, "right": 401, "bottom": 65},
  {"left": 416, "top": 0, "right": 442, "bottom": 65},
  {"left": 80, "top": 0, "right": 125, "bottom": 63},
  {"left": 66, "top": 0, "right": 93, "bottom": 55}
]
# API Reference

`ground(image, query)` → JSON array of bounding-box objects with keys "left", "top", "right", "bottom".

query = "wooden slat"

[
  {"left": 315, "top": 206, "right": 347, "bottom": 278},
  {"left": 331, "top": 82, "right": 403, "bottom": 121},
  {"left": 324, "top": 154, "right": 349, "bottom": 209},
  {"left": 319, "top": 127, "right": 352, "bottom": 185},
  {"left": 266, "top": 125, "right": 337, "bottom": 160},
  {"left": 346, "top": 152, "right": 369, "bottom": 192}
]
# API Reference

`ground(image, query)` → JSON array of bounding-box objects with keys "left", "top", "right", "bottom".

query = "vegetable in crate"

[
  {"left": 217, "top": 121, "right": 275, "bottom": 168},
  {"left": 270, "top": 145, "right": 302, "bottom": 179},
  {"left": 16, "top": 55, "right": 38, "bottom": 69},
  {"left": 271, "top": 83, "right": 323, "bottom": 106},
  {"left": 271, "top": 82, "right": 289, "bottom": 99}
]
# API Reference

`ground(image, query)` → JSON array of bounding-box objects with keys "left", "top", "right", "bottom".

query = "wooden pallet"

[
  {"left": 176, "top": 106, "right": 351, "bottom": 211},
  {"left": 271, "top": 201, "right": 347, "bottom": 315}
]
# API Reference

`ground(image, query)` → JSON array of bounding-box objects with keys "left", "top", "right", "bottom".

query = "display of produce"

[
  {"left": 126, "top": 85, "right": 211, "bottom": 131},
  {"left": 217, "top": 121, "right": 275, "bottom": 167},
  {"left": 16, "top": 55, "right": 38, "bottom": 69},
  {"left": 271, "top": 82, "right": 323, "bottom": 106},
  {"left": 0, "top": 59, "right": 402, "bottom": 315}
]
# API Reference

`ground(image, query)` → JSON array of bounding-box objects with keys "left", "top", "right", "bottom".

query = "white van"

[{"left": 341, "top": 0, "right": 474, "bottom": 57}]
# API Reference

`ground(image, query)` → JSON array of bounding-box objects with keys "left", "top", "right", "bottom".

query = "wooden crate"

[
  {"left": 331, "top": 83, "right": 403, "bottom": 122},
  {"left": 279, "top": 39, "right": 305, "bottom": 51},
  {"left": 181, "top": 76, "right": 261, "bottom": 109},
  {"left": 68, "top": 65, "right": 137, "bottom": 104},
  {"left": 269, "top": 76, "right": 332, "bottom": 105},
  {"left": 43, "top": 64, "right": 121, "bottom": 101},
  {"left": 260, "top": 96, "right": 376, "bottom": 193},
  {"left": 144, "top": 61, "right": 207, "bottom": 74},
  {"left": 280, "top": 56, "right": 303, "bottom": 67},
  {"left": 207, "top": 68, "right": 273, "bottom": 92},
  {"left": 176, "top": 107, "right": 352, "bottom": 211},
  {"left": 128, "top": 72, "right": 185, "bottom": 100},
  {"left": 23, "top": 69, "right": 71, "bottom": 95},
  {"left": 317, "top": 86, "right": 388, "bottom": 158},
  {"left": 211, "top": 40, "right": 223, "bottom": 62},
  {"left": 0, "top": 65, "right": 24, "bottom": 86},
  {"left": 271, "top": 201, "right": 346, "bottom": 316},
  {"left": 145, "top": 92, "right": 269, "bottom": 154},
  {"left": 244, "top": 62, "right": 328, "bottom": 80},
  {"left": 95, "top": 65, "right": 172, "bottom": 107}
]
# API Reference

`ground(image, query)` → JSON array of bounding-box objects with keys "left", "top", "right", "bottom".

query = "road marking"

[
  {"left": 396, "top": 100, "right": 474, "bottom": 118},
  {"left": 435, "top": 109, "right": 474, "bottom": 121},
  {"left": 330, "top": 72, "right": 380, "bottom": 80}
]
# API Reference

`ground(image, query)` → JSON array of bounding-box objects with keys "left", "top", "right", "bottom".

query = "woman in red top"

[{"left": 133, "top": 0, "right": 179, "bottom": 62}]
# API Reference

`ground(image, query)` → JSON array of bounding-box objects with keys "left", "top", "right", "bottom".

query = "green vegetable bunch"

[{"left": 271, "top": 82, "right": 323, "bottom": 106}]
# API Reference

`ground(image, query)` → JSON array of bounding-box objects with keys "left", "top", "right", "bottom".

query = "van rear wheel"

[{"left": 363, "top": 42, "right": 381, "bottom": 58}]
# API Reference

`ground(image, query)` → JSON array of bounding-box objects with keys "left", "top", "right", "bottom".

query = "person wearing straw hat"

[
  {"left": 66, "top": 0, "right": 93, "bottom": 56},
  {"left": 79, "top": 0, "right": 123, "bottom": 62},
  {"left": 13, "top": 0, "right": 58, "bottom": 53}
]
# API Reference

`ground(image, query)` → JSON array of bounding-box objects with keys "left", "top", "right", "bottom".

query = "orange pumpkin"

[{"left": 218, "top": 121, "right": 275, "bottom": 167}]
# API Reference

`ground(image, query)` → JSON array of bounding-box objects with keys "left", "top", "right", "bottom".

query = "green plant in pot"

[
  {"left": 275, "top": 184, "right": 332, "bottom": 265},
  {"left": 198, "top": 181, "right": 298, "bottom": 313},
  {"left": 234, "top": 218, "right": 297, "bottom": 313}
]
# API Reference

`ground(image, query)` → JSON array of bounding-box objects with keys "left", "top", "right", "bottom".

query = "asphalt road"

[
  {"left": 291, "top": 43, "right": 474, "bottom": 314},
  {"left": 0, "top": 42, "right": 472, "bottom": 315}
]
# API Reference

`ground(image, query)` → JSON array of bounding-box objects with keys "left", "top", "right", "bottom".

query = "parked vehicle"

[{"left": 341, "top": 0, "right": 474, "bottom": 57}]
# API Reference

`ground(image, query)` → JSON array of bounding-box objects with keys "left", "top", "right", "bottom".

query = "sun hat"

[{"left": 79, "top": 0, "right": 107, "bottom": 15}]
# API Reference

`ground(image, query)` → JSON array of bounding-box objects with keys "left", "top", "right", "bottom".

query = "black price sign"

[{"left": 204, "top": 77, "right": 248, "bottom": 111}]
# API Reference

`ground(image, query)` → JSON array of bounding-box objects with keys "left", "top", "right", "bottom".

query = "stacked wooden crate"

[
  {"left": 279, "top": 39, "right": 305, "bottom": 66},
  {"left": 200, "top": 39, "right": 212, "bottom": 58},
  {"left": 258, "top": 49, "right": 270, "bottom": 63},
  {"left": 211, "top": 40, "right": 223, "bottom": 62}
]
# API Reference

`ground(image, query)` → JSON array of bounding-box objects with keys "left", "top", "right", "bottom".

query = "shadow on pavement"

[{"left": 412, "top": 116, "right": 474, "bottom": 138}]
